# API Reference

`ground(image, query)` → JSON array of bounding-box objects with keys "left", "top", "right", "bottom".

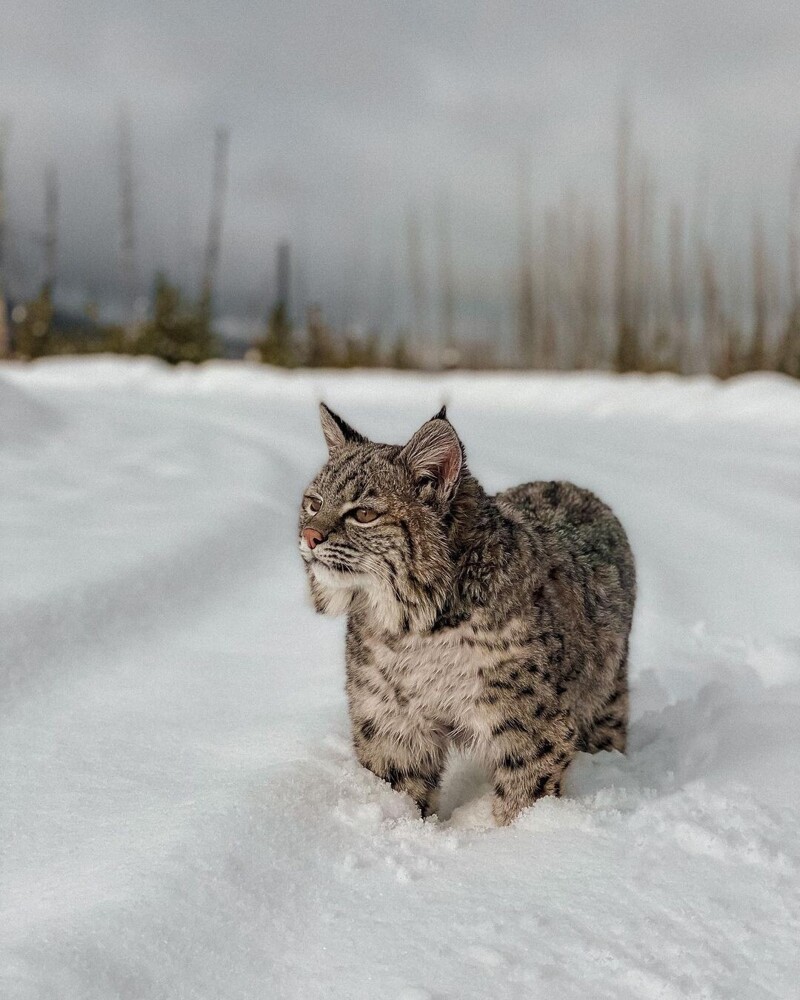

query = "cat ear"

[
  {"left": 400, "top": 415, "right": 462, "bottom": 498},
  {"left": 319, "top": 403, "right": 366, "bottom": 454}
]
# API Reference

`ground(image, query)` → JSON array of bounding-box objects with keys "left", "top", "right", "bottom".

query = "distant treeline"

[
  {"left": 2, "top": 111, "right": 800, "bottom": 378},
  {"left": 4, "top": 263, "right": 799, "bottom": 378}
]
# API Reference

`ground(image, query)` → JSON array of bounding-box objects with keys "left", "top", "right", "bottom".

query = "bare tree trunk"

[
  {"left": 44, "top": 164, "right": 58, "bottom": 295},
  {"left": 117, "top": 103, "right": 138, "bottom": 335},
  {"left": 613, "top": 104, "right": 637, "bottom": 372},
  {"left": 577, "top": 206, "right": 600, "bottom": 369},
  {"left": 406, "top": 205, "right": 428, "bottom": 368},
  {"left": 0, "top": 118, "right": 10, "bottom": 358},
  {"left": 701, "top": 240, "right": 722, "bottom": 376},
  {"left": 779, "top": 150, "right": 800, "bottom": 375},
  {"left": 669, "top": 204, "right": 687, "bottom": 373},
  {"left": 516, "top": 151, "right": 536, "bottom": 368},
  {"left": 790, "top": 152, "right": 800, "bottom": 311},
  {"left": 436, "top": 186, "right": 457, "bottom": 367},
  {"left": 560, "top": 189, "right": 580, "bottom": 369},
  {"left": 200, "top": 126, "right": 230, "bottom": 324},
  {"left": 632, "top": 154, "right": 654, "bottom": 370},
  {"left": 542, "top": 208, "right": 560, "bottom": 370},
  {"left": 750, "top": 213, "right": 768, "bottom": 370}
]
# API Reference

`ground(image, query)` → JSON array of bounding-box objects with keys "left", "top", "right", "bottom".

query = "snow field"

[{"left": 1, "top": 358, "right": 799, "bottom": 999}]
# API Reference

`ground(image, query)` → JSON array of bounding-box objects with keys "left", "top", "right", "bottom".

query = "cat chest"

[{"left": 365, "top": 628, "right": 500, "bottom": 723}]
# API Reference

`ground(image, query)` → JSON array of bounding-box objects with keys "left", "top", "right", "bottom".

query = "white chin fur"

[
  {"left": 311, "top": 562, "right": 360, "bottom": 617},
  {"left": 311, "top": 562, "right": 359, "bottom": 588},
  {"left": 310, "top": 563, "right": 411, "bottom": 633}
]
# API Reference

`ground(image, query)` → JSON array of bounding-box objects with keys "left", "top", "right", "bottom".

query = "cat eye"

[
  {"left": 352, "top": 507, "right": 380, "bottom": 523},
  {"left": 305, "top": 496, "right": 322, "bottom": 514}
]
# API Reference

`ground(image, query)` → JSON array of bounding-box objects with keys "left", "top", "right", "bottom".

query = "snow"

[{"left": 1, "top": 357, "right": 799, "bottom": 1000}]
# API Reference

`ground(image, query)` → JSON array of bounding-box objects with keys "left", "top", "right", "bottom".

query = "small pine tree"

[
  {"left": 14, "top": 284, "right": 54, "bottom": 359},
  {"left": 257, "top": 302, "right": 296, "bottom": 366},
  {"left": 389, "top": 331, "right": 413, "bottom": 369},
  {"left": 305, "top": 305, "right": 338, "bottom": 367},
  {"left": 132, "top": 274, "right": 216, "bottom": 364}
]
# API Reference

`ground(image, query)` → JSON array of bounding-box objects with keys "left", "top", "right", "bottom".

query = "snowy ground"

[{"left": 1, "top": 358, "right": 799, "bottom": 1000}]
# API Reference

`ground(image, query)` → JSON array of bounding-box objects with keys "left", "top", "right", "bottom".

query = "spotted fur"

[{"left": 299, "top": 404, "right": 636, "bottom": 825}]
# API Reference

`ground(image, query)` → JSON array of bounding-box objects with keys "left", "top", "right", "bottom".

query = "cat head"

[{"left": 298, "top": 403, "right": 465, "bottom": 632}]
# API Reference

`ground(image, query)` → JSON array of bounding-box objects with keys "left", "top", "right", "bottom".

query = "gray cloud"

[{"left": 2, "top": 0, "right": 800, "bottom": 334}]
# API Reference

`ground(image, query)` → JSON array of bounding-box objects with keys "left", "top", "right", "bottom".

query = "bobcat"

[{"left": 299, "top": 404, "right": 636, "bottom": 825}]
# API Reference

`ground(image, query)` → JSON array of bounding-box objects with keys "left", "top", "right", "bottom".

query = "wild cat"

[{"left": 299, "top": 404, "right": 636, "bottom": 825}]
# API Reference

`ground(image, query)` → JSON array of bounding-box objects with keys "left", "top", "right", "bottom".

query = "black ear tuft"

[
  {"left": 319, "top": 402, "right": 367, "bottom": 454},
  {"left": 432, "top": 405, "right": 447, "bottom": 421}
]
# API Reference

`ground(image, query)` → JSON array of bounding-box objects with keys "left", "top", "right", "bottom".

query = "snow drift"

[{"left": 1, "top": 358, "right": 798, "bottom": 1000}]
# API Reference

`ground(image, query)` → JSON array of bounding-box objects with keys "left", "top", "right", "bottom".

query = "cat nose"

[{"left": 303, "top": 527, "right": 326, "bottom": 550}]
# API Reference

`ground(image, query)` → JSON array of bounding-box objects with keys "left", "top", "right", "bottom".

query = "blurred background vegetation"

[{"left": 2, "top": 5, "right": 800, "bottom": 379}]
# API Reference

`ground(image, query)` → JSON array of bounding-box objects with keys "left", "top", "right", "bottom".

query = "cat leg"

[
  {"left": 351, "top": 713, "right": 448, "bottom": 817},
  {"left": 489, "top": 715, "right": 579, "bottom": 826},
  {"left": 586, "top": 674, "right": 629, "bottom": 753}
]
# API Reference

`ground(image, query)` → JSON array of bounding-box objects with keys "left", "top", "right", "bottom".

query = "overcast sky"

[{"left": 3, "top": 0, "right": 800, "bottom": 334}]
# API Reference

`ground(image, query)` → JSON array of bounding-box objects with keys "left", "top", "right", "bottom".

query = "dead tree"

[
  {"left": 542, "top": 207, "right": 560, "bottom": 369},
  {"left": 750, "top": 213, "right": 768, "bottom": 370},
  {"left": 577, "top": 205, "right": 600, "bottom": 369},
  {"left": 200, "top": 126, "right": 230, "bottom": 321},
  {"left": 632, "top": 155, "right": 655, "bottom": 368},
  {"left": 117, "top": 103, "right": 138, "bottom": 332},
  {"left": 0, "top": 118, "right": 10, "bottom": 356},
  {"left": 668, "top": 204, "right": 687, "bottom": 373},
  {"left": 700, "top": 241, "right": 721, "bottom": 374},
  {"left": 516, "top": 151, "right": 536, "bottom": 368},
  {"left": 559, "top": 189, "right": 580, "bottom": 368},
  {"left": 406, "top": 205, "right": 428, "bottom": 367},
  {"left": 778, "top": 149, "right": 800, "bottom": 375},
  {"left": 614, "top": 105, "right": 638, "bottom": 372},
  {"left": 436, "top": 186, "right": 457, "bottom": 366},
  {"left": 44, "top": 164, "right": 58, "bottom": 294}
]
